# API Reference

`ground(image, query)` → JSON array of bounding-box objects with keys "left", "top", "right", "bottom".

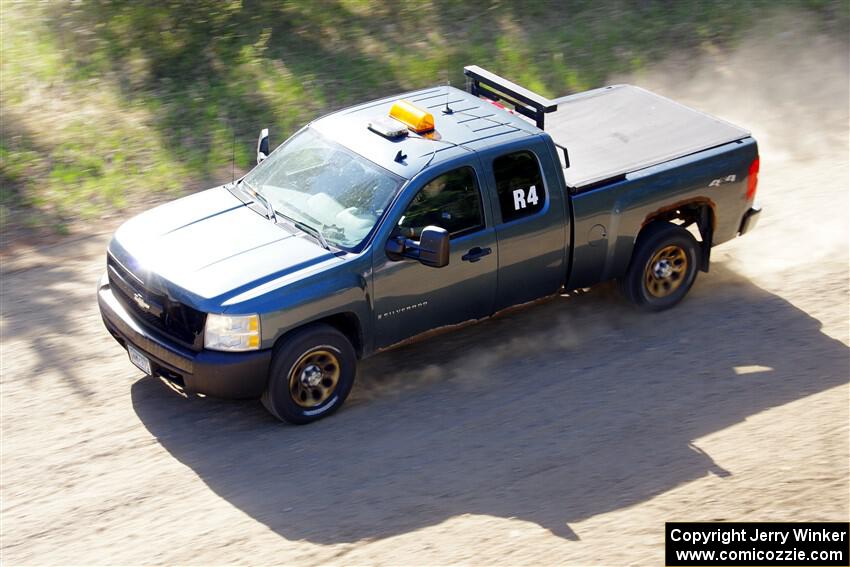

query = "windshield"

[{"left": 242, "top": 127, "right": 402, "bottom": 250}]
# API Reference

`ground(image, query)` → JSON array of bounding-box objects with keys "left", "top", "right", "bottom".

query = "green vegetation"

[{"left": 1, "top": 0, "right": 847, "bottom": 239}]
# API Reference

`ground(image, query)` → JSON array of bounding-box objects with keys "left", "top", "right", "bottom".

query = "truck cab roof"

[{"left": 311, "top": 85, "right": 540, "bottom": 180}]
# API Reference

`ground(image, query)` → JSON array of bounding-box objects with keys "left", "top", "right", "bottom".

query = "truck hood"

[{"left": 109, "top": 186, "right": 340, "bottom": 307}]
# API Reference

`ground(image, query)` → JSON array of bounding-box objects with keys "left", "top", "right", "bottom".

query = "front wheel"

[
  {"left": 261, "top": 324, "right": 357, "bottom": 424},
  {"left": 620, "top": 222, "right": 700, "bottom": 311}
]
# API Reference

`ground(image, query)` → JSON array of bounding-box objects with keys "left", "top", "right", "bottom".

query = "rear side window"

[
  {"left": 397, "top": 166, "right": 484, "bottom": 239},
  {"left": 493, "top": 151, "right": 546, "bottom": 222}
]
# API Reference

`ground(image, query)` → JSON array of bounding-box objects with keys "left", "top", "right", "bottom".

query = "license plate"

[{"left": 128, "top": 344, "right": 152, "bottom": 375}]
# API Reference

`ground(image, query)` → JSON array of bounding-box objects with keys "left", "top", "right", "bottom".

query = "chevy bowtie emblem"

[{"left": 133, "top": 292, "right": 150, "bottom": 311}]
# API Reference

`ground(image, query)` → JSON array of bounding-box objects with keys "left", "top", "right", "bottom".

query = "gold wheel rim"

[
  {"left": 288, "top": 348, "right": 341, "bottom": 408},
  {"left": 644, "top": 245, "right": 688, "bottom": 298}
]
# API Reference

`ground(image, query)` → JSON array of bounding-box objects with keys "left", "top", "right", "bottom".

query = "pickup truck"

[{"left": 98, "top": 66, "right": 762, "bottom": 424}]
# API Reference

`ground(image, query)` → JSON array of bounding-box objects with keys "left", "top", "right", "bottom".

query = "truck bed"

[{"left": 546, "top": 85, "right": 750, "bottom": 189}]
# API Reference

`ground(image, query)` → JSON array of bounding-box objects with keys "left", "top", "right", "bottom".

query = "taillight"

[{"left": 746, "top": 156, "right": 760, "bottom": 201}]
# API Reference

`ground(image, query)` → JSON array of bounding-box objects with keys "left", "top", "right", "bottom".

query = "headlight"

[{"left": 204, "top": 313, "right": 261, "bottom": 351}]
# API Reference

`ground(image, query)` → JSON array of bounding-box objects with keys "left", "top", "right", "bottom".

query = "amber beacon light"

[{"left": 389, "top": 100, "right": 435, "bottom": 133}]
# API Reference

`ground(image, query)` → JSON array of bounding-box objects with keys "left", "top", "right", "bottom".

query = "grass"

[{"left": 1, "top": 0, "right": 848, "bottom": 241}]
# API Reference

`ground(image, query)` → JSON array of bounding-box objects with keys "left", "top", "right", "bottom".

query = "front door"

[{"left": 372, "top": 164, "right": 497, "bottom": 348}]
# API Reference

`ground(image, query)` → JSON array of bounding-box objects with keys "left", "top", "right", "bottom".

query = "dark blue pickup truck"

[{"left": 99, "top": 66, "right": 761, "bottom": 423}]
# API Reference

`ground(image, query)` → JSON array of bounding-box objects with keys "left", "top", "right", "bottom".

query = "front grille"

[{"left": 107, "top": 254, "right": 206, "bottom": 350}]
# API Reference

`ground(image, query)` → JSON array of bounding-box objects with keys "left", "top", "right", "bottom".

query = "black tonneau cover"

[{"left": 545, "top": 85, "right": 751, "bottom": 188}]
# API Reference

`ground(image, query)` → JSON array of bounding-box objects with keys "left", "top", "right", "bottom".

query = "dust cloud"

[{"left": 620, "top": 12, "right": 849, "bottom": 288}]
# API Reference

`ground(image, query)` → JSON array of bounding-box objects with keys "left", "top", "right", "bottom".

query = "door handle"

[{"left": 462, "top": 246, "right": 492, "bottom": 263}]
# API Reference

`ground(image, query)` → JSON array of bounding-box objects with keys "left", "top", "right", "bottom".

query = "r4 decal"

[{"left": 512, "top": 185, "right": 540, "bottom": 210}]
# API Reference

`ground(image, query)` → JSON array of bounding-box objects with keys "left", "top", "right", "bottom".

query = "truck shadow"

[{"left": 131, "top": 263, "right": 848, "bottom": 543}]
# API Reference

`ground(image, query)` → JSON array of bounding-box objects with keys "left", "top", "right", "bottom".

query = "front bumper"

[
  {"left": 98, "top": 277, "right": 271, "bottom": 399},
  {"left": 738, "top": 204, "right": 762, "bottom": 236}
]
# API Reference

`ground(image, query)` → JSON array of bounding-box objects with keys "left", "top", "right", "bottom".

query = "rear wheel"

[
  {"left": 261, "top": 324, "right": 356, "bottom": 424},
  {"left": 620, "top": 222, "right": 700, "bottom": 311}
]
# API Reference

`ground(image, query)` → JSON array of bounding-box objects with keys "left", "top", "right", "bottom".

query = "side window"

[
  {"left": 397, "top": 167, "right": 484, "bottom": 239},
  {"left": 493, "top": 151, "right": 546, "bottom": 223}
]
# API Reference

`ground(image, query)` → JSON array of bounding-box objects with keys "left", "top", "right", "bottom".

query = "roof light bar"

[
  {"left": 389, "top": 100, "right": 435, "bottom": 133},
  {"left": 368, "top": 116, "right": 409, "bottom": 139}
]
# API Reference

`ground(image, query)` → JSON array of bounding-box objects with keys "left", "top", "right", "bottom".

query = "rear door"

[
  {"left": 372, "top": 161, "right": 498, "bottom": 348},
  {"left": 478, "top": 137, "right": 569, "bottom": 310}
]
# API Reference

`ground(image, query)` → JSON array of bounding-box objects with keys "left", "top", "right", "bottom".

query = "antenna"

[
  {"left": 231, "top": 131, "right": 236, "bottom": 184},
  {"left": 443, "top": 79, "right": 453, "bottom": 115}
]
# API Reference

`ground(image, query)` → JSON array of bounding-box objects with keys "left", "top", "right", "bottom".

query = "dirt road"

[{"left": 2, "top": 23, "right": 848, "bottom": 566}]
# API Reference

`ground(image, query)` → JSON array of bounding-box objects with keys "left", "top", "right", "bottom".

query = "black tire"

[
  {"left": 619, "top": 222, "right": 700, "bottom": 311},
  {"left": 261, "top": 323, "right": 356, "bottom": 424}
]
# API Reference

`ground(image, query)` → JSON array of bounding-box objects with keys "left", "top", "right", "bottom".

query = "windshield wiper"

[
  {"left": 278, "top": 212, "right": 331, "bottom": 251},
  {"left": 238, "top": 180, "right": 277, "bottom": 222},
  {"left": 236, "top": 180, "right": 331, "bottom": 251},
  {"left": 252, "top": 189, "right": 277, "bottom": 223}
]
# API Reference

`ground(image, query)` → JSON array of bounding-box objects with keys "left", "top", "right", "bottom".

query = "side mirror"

[
  {"left": 385, "top": 225, "right": 450, "bottom": 268},
  {"left": 418, "top": 226, "right": 450, "bottom": 267},
  {"left": 256, "top": 128, "right": 270, "bottom": 164}
]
